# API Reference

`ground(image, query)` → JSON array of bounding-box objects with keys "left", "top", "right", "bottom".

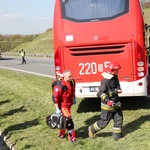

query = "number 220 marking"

[{"left": 79, "top": 62, "right": 97, "bottom": 75}]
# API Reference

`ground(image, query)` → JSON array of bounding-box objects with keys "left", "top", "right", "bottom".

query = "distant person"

[
  {"left": 88, "top": 62, "right": 124, "bottom": 141},
  {"left": 52, "top": 70, "right": 77, "bottom": 142},
  {"left": 19, "top": 49, "right": 26, "bottom": 64}
]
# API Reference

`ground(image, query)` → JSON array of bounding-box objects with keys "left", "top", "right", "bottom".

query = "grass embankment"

[
  {"left": 143, "top": 8, "right": 150, "bottom": 25},
  {"left": 0, "top": 69, "right": 150, "bottom": 150},
  {"left": 11, "top": 30, "right": 53, "bottom": 54}
]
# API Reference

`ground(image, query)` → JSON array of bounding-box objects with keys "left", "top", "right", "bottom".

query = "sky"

[{"left": 0, "top": 0, "right": 55, "bottom": 35}]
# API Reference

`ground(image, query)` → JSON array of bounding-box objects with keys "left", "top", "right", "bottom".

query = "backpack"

[
  {"left": 52, "top": 79, "right": 66, "bottom": 91},
  {"left": 51, "top": 78, "right": 74, "bottom": 91}
]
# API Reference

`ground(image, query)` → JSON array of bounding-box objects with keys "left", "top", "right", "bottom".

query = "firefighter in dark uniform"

[{"left": 88, "top": 62, "right": 123, "bottom": 140}]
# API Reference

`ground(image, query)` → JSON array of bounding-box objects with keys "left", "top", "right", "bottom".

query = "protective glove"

[
  {"left": 114, "top": 101, "right": 122, "bottom": 108},
  {"left": 107, "top": 100, "right": 114, "bottom": 106},
  {"left": 56, "top": 108, "right": 61, "bottom": 115},
  {"left": 73, "top": 98, "right": 76, "bottom": 104},
  {"left": 117, "top": 89, "right": 122, "bottom": 94}
]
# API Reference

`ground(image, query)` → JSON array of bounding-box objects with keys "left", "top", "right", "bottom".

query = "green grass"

[
  {"left": 10, "top": 30, "right": 53, "bottom": 54},
  {"left": 0, "top": 69, "right": 150, "bottom": 150},
  {"left": 143, "top": 7, "right": 150, "bottom": 25}
]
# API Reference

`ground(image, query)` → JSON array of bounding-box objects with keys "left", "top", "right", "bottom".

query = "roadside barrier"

[
  {"left": 0, "top": 131, "right": 15, "bottom": 150},
  {"left": 1, "top": 52, "right": 54, "bottom": 58}
]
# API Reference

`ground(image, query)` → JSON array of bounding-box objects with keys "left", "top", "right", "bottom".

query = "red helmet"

[
  {"left": 108, "top": 62, "right": 121, "bottom": 70},
  {"left": 105, "top": 62, "right": 121, "bottom": 74}
]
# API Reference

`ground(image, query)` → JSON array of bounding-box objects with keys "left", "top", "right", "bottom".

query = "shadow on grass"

[
  {"left": 3, "top": 119, "right": 39, "bottom": 135},
  {"left": 76, "top": 96, "right": 150, "bottom": 138},
  {"left": 76, "top": 114, "right": 100, "bottom": 138},
  {"left": 1, "top": 106, "right": 27, "bottom": 117},
  {"left": 76, "top": 113, "right": 112, "bottom": 138},
  {"left": 77, "top": 96, "right": 150, "bottom": 113},
  {"left": 0, "top": 99, "right": 10, "bottom": 106},
  {"left": 76, "top": 114, "right": 150, "bottom": 139},
  {"left": 122, "top": 114, "right": 150, "bottom": 136},
  {"left": 77, "top": 98, "right": 100, "bottom": 113},
  {"left": 121, "top": 96, "right": 150, "bottom": 110}
]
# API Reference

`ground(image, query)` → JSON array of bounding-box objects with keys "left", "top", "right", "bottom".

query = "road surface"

[{"left": 0, "top": 55, "right": 55, "bottom": 78}]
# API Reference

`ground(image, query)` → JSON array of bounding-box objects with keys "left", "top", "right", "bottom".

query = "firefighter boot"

[
  {"left": 68, "top": 129, "right": 76, "bottom": 142},
  {"left": 88, "top": 122, "right": 100, "bottom": 138},
  {"left": 58, "top": 129, "right": 65, "bottom": 138},
  {"left": 112, "top": 128, "right": 122, "bottom": 141}
]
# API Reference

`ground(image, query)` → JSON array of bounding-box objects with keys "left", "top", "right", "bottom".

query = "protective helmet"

[
  {"left": 105, "top": 62, "right": 121, "bottom": 74},
  {"left": 108, "top": 62, "right": 121, "bottom": 70}
]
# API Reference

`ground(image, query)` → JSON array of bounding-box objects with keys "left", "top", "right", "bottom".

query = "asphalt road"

[{"left": 0, "top": 55, "right": 55, "bottom": 78}]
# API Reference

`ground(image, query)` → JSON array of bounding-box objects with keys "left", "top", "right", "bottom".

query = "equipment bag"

[{"left": 46, "top": 113, "right": 67, "bottom": 129}]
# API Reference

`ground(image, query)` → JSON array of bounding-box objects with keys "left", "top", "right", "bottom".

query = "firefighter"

[
  {"left": 52, "top": 70, "right": 76, "bottom": 142},
  {"left": 88, "top": 62, "right": 124, "bottom": 140}
]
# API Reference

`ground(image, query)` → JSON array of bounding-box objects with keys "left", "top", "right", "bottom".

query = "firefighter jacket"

[
  {"left": 52, "top": 78, "right": 75, "bottom": 109},
  {"left": 97, "top": 72, "right": 122, "bottom": 111}
]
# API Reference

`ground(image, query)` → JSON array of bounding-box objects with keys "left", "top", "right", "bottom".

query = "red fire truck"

[{"left": 53, "top": 0, "right": 150, "bottom": 98}]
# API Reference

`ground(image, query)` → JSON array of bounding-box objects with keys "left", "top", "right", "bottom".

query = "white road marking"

[
  {"left": 0, "top": 66, "right": 55, "bottom": 78},
  {"left": 40, "top": 64, "right": 53, "bottom": 67}
]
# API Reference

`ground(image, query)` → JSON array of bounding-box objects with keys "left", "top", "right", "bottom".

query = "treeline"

[
  {"left": 141, "top": 1, "right": 150, "bottom": 8},
  {"left": 0, "top": 34, "right": 39, "bottom": 52}
]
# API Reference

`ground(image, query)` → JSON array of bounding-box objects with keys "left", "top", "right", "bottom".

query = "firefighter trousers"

[{"left": 96, "top": 109, "right": 123, "bottom": 130}]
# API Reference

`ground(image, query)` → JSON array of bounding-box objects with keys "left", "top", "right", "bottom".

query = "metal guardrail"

[{"left": 1, "top": 52, "right": 54, "bottom": 58}]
